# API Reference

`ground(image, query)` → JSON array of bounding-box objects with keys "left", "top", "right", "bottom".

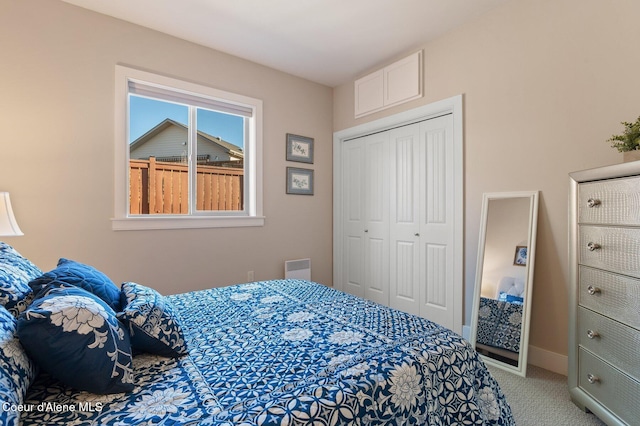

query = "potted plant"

[{"left": 608, "top": 116, "right": 640, "bottom": 162}]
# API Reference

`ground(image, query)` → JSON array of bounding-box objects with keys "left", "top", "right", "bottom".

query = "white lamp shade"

[{"left": 0, "top": 192, "right": 24, "bottom": 237}]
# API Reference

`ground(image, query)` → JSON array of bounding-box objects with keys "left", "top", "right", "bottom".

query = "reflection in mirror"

[{"left": 470, "top": 191, "right": 539, "bottom": 377}]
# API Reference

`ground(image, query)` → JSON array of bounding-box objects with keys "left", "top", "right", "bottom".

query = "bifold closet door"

[
  {"left": 389, "top": 123, "right": 421, "bottom": 315},
  {"left": 340, "top": 113, "right": 455, "bottom": 330},
  {"left": 389, "top": 115, "right": 455, "bottom": 329},
  {"left": 341, "top": 132, "right": 389, "bottom": 305}
]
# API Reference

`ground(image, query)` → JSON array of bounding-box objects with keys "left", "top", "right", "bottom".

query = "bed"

[{"left": 1, "top": 243, "right": 515, "bottom": 425}]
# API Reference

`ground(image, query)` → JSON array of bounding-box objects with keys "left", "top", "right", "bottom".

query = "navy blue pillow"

[
  {"left": 17, "top": 285, "right": 134, "bottom": 394},
  {"left": 118, "top": 282, "right": 187, "bottom": 358},
  {"left": 29, "top": 258, "right": 121, "bottom": 311}
]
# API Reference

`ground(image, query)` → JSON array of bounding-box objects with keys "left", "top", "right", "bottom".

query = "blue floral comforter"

[{"left": 21, "top": 279, "right": 514, "bottom": 425}]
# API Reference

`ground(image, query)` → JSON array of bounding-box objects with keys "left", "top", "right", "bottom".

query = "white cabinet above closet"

[{"left": 354, "top": 51, "right": 423, "bottom": 118}]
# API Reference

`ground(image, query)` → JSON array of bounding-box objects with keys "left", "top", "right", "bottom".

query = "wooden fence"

[{"left": 129, "top": 157, "right": 243, "bottom": 214}]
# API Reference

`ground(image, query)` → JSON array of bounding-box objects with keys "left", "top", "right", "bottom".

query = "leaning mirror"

[{"left": 470, "top": 191, "right": 539, "bottom": 376}]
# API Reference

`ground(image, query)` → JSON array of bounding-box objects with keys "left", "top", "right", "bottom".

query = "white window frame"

[{"left": 113, "top": 65, "right": 264, "bottom": 231}]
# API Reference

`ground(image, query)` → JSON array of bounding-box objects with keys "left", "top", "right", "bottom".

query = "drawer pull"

[
  {"left": 586, "top": 329, "right": 600, "bottom": 339},
  {"left": 587, "top": 242, "right": 601, "bottom": 251},
  {"left": 587, "top": 285, "right": 601, "bottom": 295},
  {"left": 587, "top": 373, "right": 600, "bottom": 384},
  {"left": 587, "top": 198, "right": 601, "bottom": 208}
]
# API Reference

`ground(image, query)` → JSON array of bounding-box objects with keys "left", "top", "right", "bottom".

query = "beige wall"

[
  {"left": 334, "top": 0, "right": 640, "bottom": 357},
  {"left": 0, "top": 0, "right": 333, "bottom": 293}
]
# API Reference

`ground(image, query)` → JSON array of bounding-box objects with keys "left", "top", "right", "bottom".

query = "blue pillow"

[
  {"left": 0, "top": 306, "right": 37, "bottom": 426},
  {"left": 498, "top": 292, "right": 524, "bottom": 305},
  {"left": 117, "top": 282, "right": 187, "bottom": 358},
  {"left": 17, "top": 285, "right": 134, "bottom": 394},
  {"left": 29, "top": 258, "right": 121, "bottom": 311},
  {"left": 0, "top": 242, "right": 42, "bottom": 317}
]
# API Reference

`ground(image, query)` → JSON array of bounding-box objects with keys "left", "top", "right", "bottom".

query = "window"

[{"left": 113, "top": 66, "right": 263, "bottom": 230}]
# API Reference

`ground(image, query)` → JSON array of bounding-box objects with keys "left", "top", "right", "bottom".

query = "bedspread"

[{"left": 21, "top": 279, "right": 514, "bottom": 425}]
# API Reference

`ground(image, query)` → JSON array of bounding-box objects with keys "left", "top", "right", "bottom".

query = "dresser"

[{"left": 569, "top": 162, "right": 640, "bottom": 426}]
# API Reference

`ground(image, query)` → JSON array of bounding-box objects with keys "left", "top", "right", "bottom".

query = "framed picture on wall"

[
  {"left": 286, "top": 167, "right": 314, "bottom": 195},
  {"left": 513, "top": 246, "right": 527, "bottom": 266},
  {"left": 286, "top": 133, "right": 314, "bottom": 164}
]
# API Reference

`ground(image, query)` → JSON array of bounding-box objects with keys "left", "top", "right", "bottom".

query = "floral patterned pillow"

[
  {"left": 117, "top": 282, "right": 187, "bottom": 358},
  {"left": 0, "top": 305, "right": 37, "bottom": 426},
  {"left": 29, "top": 258, "right": 121, "bottom": 312},
  {"left": 0, "top": 242, "right": 42, "bottom": 317},
  {"left": 16, "top": 285, "right": 134, "bottom": 394}
]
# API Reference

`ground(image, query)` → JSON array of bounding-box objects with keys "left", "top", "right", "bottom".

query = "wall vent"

[{"left": 284, "top": 258, "right": 311, "bottom": 281}]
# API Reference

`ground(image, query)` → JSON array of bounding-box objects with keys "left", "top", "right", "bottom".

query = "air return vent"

[{"left": 284, "top": 258, "right": 311, "bottom": 281}]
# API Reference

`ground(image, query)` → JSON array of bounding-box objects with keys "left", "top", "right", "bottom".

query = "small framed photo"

[
  {"left": 286, "top": 167, "right": 314, "bottom": 195},
  {"left": 513, "top": 246, "right": 527, "bottom": 266},
  {"left": 286, "top": 133, "right": 314, "bottom": 164}
]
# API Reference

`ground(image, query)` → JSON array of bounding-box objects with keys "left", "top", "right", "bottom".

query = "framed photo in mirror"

[{"left": 513, "top": 246, "right": 527, "bottom": 266}]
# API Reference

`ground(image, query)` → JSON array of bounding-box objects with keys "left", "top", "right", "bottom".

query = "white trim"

[
  {"left": 112, "top": 215, "right": 265, "bottom": 231},
  {"left": 113, "top": 65, "right": 263, "bottom": 230},
  {"left": 333, "top": 95, "right": 464, "bottom": 333}
]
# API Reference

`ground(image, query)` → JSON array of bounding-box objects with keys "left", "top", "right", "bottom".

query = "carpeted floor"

[{"left": 487, "top": 365, "right": 607, "bottom": 426}]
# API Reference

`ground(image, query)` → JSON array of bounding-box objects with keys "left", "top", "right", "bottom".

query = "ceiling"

[{"left": 61, "top": 0, "right": 510, "bottom": 87}]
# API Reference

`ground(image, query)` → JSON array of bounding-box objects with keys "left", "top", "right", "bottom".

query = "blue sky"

[{"left": 129, "top": 96, "right": 244, "bottom": 148}]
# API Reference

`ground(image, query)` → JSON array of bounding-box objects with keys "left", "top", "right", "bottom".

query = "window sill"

[{"left": 111, "top": 215, "right": 265, "bottom": 231}]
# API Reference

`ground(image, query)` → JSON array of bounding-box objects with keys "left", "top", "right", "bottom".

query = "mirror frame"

[{"left": 470, "top": 191, "right": 539, "bottom": 376}]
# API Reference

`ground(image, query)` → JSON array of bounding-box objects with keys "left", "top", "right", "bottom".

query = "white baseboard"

[{"left": 527, "top": 345, "right": 567, "bottom": 376}]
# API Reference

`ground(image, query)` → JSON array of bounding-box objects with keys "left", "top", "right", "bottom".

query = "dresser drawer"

[
  {"left": 578, "top": 176, "right": 640, "bottom": 225},
  {"left": 579, "top": 266, "right": 640, "bottom": 329},
  {"left": 578, "top": 307, "right": 640, "bottom": 382},
  {"left": 579, "top": 348, "right": 640, "bottom": 426},
  {"left": 579, "top": 226, "right": 640, "bottom": 278}
]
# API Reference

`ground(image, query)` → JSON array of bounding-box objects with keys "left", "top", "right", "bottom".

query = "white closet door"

[
  {"left": 388, "top": 115, "right": 456, "bottom": 329},
  {"left": 389, "top": 123, "right": 421, "bottom": 315},
  {"left": 341, "top": 133, "right": 390, "bottom": 303},
  {"left": 419, "top": 115, "right": 455, "bottom": 328},
  {"left": 341, "top": 138, "right": 365, "bottom": 297},
  {"left": 341, "top": 114, "right": 456, "bottom": 331},
  {"left": 362, "top": 132, "right": 389, "bottom": 305}
]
